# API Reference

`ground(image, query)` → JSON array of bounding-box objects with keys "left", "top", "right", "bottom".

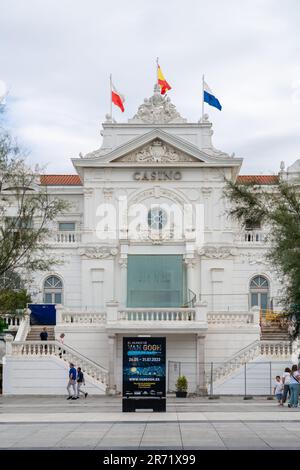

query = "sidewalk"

[{"left": 1, "top": 396, "right": 300, "bottom": 449}]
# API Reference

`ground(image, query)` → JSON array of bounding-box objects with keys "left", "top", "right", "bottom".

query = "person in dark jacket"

[
  {"left": 40, "top": 327, "right": 48, "bottom": 341},
  {"left": 76, "top": 367, "right": 88, "bottom": 399}
]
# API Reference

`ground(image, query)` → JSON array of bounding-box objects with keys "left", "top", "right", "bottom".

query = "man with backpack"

[{"left": 76, "top": 367, "right": 88, "bottom": 399}]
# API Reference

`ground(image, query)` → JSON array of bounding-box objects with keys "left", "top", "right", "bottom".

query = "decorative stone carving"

[
  {"left": 198, "top": 246, "right": 236, "bottom": 259},
  {"left": 83, "top": 188, "right": 93, "bottom": 197},
  {"left": 238, "top": 251, "right": 269, "bottom": 266},
  {"left": 103, "top": 188, "right": 114, "bottom": 200},
  {"left": 117, "top": 139, "right": 197, "bottom": 163},
  {"left": 201, "top": 187, "right": 213, "bottom": 197},
  {"left": 129, "top": 84, "right": 186, "bottom": 124},
  {"left": 80, "top": 247, "right": 118, "bottom": 259}
]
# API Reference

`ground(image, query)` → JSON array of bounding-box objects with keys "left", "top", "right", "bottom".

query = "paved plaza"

[{"left": 0, "top": 396, "right": 300, "bottom": 449}]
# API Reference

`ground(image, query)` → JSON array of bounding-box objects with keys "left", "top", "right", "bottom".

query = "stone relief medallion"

[
  {"left": 79, "top": 247, "right": 119, "bottom": 259},
  {"left": 117, "top": 140, "right": 198, "bottom": 164}
]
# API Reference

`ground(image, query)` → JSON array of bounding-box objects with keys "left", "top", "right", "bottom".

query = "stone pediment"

[{"left": 114, "top": 139, "right": 200, "bottom": 163}]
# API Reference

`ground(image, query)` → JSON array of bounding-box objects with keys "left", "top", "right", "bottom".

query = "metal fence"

[{"left": 168, "top": 360, "right": 293, "bottom": 396}]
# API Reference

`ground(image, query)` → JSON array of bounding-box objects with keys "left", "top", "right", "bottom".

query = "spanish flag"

[{"left": 157, "top": 64, "right": 171, "bottom": 95}]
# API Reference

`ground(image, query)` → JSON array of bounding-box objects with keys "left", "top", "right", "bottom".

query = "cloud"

[
  {"left": 0, "top": 80, "right": 7, "bottom": 101},
  {"left": 0, "top": 0, "right": 299, "bottom": 174}
]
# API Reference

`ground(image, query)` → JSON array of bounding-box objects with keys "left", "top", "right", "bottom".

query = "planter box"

[{"left": 176, "top": 391, "right": 187, "bottom": 398}]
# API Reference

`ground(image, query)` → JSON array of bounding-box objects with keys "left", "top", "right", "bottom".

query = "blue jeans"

[{"left": 289, "top": 383, "right": 300, "bottom": 407}]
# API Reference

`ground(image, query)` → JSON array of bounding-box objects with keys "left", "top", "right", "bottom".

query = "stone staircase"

[
  {"left": 26, "top": 326, "right": 55, "bottom": 341},
  {"left": 260, "top": 322, "right": 290, "bottom": 341}
]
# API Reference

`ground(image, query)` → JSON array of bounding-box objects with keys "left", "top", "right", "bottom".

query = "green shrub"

[{"left": 176, "top": 375, "right": 188, "bottom": 392}]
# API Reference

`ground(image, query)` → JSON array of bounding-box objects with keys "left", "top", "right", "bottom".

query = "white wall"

[
  {"left": 205, "top": 329, "right": 260, "bottom": 363},
  {"left": 3, "top": 356, "right": 106, "bottom": 395},
  {"left": 55, "top": 326, "right": 109, "bottom": 368}
]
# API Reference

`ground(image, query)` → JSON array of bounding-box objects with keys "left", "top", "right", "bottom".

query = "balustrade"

[
  {"left": 119, "top": 308, "right": 196, "bottom": 322},
  {"left": 240, "top": 230, "right": 268, "bottom": 243},
  {"left": 11, "top": 340, "right": 109, "bottom": 385},
  {"left": 207, "top": 312, "right": 254, "bottom": 326},
  {"left": 52, "top": 231, "right": 81, "bottom": 244},
  {"left": 61, "top": 311, "right": 106, "bottom": 324}
]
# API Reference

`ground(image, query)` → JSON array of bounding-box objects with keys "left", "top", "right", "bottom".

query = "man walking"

[
  {"left": 76, "top": 367, "right": 88, "bottom": 399},
  {"left": 67, "top": 363, "right": 77, "bottom": 400}
]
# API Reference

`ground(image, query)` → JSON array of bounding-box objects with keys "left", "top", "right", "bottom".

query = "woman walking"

[
  {"left": 288, "top": 364, "right": 300, "bottom": 408},
  {"left": 281, "top": 367, "right": 291, "bottom": 405}
]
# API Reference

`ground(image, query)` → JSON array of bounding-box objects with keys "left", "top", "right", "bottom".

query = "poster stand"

[{"left": 122, "top": 337, "right": 166, "bottom": 413}]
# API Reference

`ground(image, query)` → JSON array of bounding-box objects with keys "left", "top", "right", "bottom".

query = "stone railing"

[
  {"left": 119, "top": 308, "right": 196, "bottom": 322},
  {"left": 14, "top": 313, "right": 31, "bottom": 341},
  {"left": 52, "top": 231, "right": 81, "bottom": 244},
  {"left": 3, "top": 314, "right": 23, "bottom": 328},
  {"left": 207, "top": 312, "right": 254, "bottom": 326},
  {"left": 239, "top": 230, "right": 268, "bottom": 244},
  {"left": 10, "top": 340, "right": 109, "bottom": 386},
  {"left": 260, "top": 341, "right": 292, "bottom": 357},
  {"left": 60, "top": 311, "right": 106, "bottom": 324},
  {"left": 211, "top": 340, "right": 292, "bottom": 384}
]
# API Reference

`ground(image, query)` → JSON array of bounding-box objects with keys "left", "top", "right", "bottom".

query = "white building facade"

[{"left": 3, "top": 85, "right": 298, "bottom": 395}]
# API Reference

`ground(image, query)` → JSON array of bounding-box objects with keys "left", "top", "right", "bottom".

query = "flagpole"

[
  {"left": 110, "top": 73, "right": 113, "bottom": 120},
  {"left": 156, "top": 57, "right": 159, "bottom": 85},
  {"left": 202, "top": 74, "right": 205, "bottom": 120}
]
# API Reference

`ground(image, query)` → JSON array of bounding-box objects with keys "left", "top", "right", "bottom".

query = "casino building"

[{"left": 3, "top": 84, "right": 299, "bottom": 395}]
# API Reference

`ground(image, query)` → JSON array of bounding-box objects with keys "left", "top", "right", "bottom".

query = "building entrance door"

[{"left": 127, "top": 255, "right": 185, "bottom": 308}]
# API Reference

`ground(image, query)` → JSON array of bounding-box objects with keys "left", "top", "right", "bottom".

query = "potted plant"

[{"left": 175, "top": 375, "right": 188, "bottom": 398}]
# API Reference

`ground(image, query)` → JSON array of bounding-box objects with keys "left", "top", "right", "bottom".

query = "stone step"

[{"left": 26, "top": 326, "right": 55, "bottom": 341}]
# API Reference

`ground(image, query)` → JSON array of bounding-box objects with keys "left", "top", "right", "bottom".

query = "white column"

[
  {"left": 251, "top": 305, "right": 260, "bottom": 326},
  {"left": 4, "top": 334, "right": 14, "bottom": 355},
  {"left": 55, "top": 304, "right": 64, "bottom": 324},
  {"left": 185, "top": 257, "right": 196, "bottom": 300},
  {"left": 106, "top": 301, "right": 119, "bottom": 322},
  {"left": 201, "top": 187, "right": 212, "bottom": 230},
  {"left": 108, "top": 334, "right": 117, "bottom": 394},
  {"left": 119, "top": 259, "right": 127, "bottom": 309},
  {"left": 195, "top": 300, "right": 208, "bottom": 322},
  {"left": 196, "top": 334, "right": 207, "bottom": 395}
]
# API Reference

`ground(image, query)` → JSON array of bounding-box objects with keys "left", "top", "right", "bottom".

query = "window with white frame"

[
  {"left": 43, "top": 275, "right": 63, "bottom": 304},
  {"left": 58, "top": 222, "right": 75, "bottom": 231},
  {"left": 250, "top": 275, "right": 269, "bottom": 311},
  {"left": 147, "top": 207, "right": 168, "bottom": 230}
]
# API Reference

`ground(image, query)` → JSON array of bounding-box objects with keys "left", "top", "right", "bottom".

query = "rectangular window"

[
  {"left": 44, "top": 293, "right": 52, "bottom": 303},
  {"left": 127, "top": 255, "right": 184, "bottom": 308},
  {"left": 58, "top": 222, "right": 75, "bottom": 231},
  {"left": 5, "top": 216, "right": 33, "bottom": 229},
  {"left": 251, "top": 293, "right": 258, "bottom": 307},
  {"left": 245, "top": 219, "right": 261, "bottom": 230},
  {"left": 54, "top": 293, "right": 62, "bottom": 304}
]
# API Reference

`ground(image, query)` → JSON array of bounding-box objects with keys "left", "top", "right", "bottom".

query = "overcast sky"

[{"left": 1, "top": 0, "right": 299, "bottom": 174}]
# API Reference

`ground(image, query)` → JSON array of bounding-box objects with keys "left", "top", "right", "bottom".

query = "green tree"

[
  {"left": 0, "top": 97, "right": 69, "bottom": 294},
  {"left": 224, "top": 177, "right": 300, "bottom": 338}
]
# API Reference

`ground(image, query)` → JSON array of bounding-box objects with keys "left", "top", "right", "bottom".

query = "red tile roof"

[
  {"left": 237, "top": 175, "right": 279, "bottom": 185},
  {"left": 40, "top": 175, "right": 82, "bottom": 186}
]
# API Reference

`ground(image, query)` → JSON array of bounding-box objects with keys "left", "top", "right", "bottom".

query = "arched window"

[
  {"left": 0, "top": 270, "right": 23, "bottom": 290},
  {"left": 250, "top": 275, "right": 269, "bottom": 311},
  {"left": 43, "top": 275, "right": 63, "bottom": 304},
  {"left": 148, "top": 207, "right": 168, "bottom": 230}
]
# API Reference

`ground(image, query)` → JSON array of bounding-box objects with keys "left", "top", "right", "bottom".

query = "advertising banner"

[{"left": 123, "top": 337, "right": 166, "bottom": 399}]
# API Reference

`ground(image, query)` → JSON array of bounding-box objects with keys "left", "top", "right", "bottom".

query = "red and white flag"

[{"left": 111, "top": 82, "right": 125, "bottom": 113}]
